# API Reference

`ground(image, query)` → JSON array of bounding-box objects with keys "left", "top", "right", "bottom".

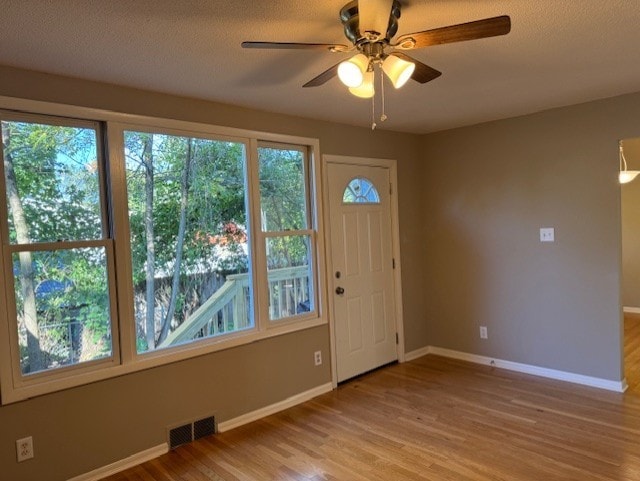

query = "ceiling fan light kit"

[{"left": 242, "top": 0, "right": 511, "bottom": 128}]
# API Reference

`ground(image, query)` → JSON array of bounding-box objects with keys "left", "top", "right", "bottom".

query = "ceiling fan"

[{"left": 241, "top": 0, "right": 511, "bottom": 95}]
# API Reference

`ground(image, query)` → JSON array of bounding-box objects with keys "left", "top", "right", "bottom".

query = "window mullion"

[
  {"left": 107, "top": 123, "right": 137, "bottom": 365},
  {"left": 0, "top": 118, "right": 16, "bottom": 400},
  {"left": 248, "top": 138, "right": 269, "bottom": 331}
]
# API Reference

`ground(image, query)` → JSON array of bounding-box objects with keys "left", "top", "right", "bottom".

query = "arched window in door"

[{"left": 342, "top": 177, "right": 380, "bottom": 204}]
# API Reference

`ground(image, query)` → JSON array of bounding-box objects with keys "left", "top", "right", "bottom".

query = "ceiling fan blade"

[
  {"left": 391, "top": 52, "right": 442, "bottom": 84},
  {"left": 241, "top": 41, "right": 349, "bottom": 52},
  {"left": 358, "top": 0, "right": 394, "bottom": 39},
  {"left": 395, "top": 15, "right": 511, "bottom": 50},
  {"left": 303, "top": 62, "right": 342, "bottom": 88}
]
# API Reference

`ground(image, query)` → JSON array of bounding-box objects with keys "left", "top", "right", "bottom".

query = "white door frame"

[{"left": 322, "top": 154, "right": 405, "bottom": 388}]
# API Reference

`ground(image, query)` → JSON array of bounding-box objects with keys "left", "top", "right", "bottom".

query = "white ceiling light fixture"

[
  {"left": 339, "top": 52, "right": 414, "bottom": 91},
  {"left": 346, "top": 53, "right": 414, "bottom": 129},
  {"left": 619, "top": 143, "right": 640, "bottom": 184},
  {"left": 349, "top": 70, "right": 375, "bottom": 98},
  {"left": 338, "top": 47, "right": 415, "bottom": 127},
  {"left": 382, "top": 54, "right": 416, "bottom": 89},
  {"left": 338, "top": 53, "right": 370, "bottom": 88}
]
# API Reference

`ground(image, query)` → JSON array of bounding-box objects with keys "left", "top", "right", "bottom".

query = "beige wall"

[
  {"left": 621, "top": 138, "right": 640, "bottom": 307},
  {"left": 0, "top": 66, "right": 425, "bottom": 481},
  {"left": 421, "top": 92, "right": 640, "bottom": 380}
]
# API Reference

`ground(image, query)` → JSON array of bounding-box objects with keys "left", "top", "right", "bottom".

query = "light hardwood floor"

[
  {"left": 105, "top": 326, "right": 640, "bottom": 481},
  {"left": 625, "top": 313, "right": 640, "bottom": 392}
]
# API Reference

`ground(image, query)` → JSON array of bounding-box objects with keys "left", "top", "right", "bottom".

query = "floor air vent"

[
  {"left": 168, "top": 415, "right": 216, "bottom": 450},
  {"left": 194, "top": 416, "right": 216, "bottom": 440},
  {"left": 169, "top": 424, "right": 192, "bottom": 450}
]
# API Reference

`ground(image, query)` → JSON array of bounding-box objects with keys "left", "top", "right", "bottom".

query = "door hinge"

[
  {"left": 395, "top": 333, "right": 399, "bottom": 344},
  {"left": 389, "top": 182, "right": 393, "bottom": 195},
  {"left": 392, "top": 258, "right": 395, "bottom": 269}
]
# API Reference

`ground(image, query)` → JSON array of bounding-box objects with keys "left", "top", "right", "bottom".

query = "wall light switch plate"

[
  {"left": 540, "top": 227, "right": 555, "bottom": 242},
  {"left": 479, "top": 326, "right": 488, "bottom": 339}
]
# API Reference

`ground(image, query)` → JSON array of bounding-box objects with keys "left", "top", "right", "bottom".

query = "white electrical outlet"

[
  {"left": 540, "top": 227, "right": 555, "bottom": 242},
  {"left": 314, "top": 350, "right": 322, "bottom": 366},
  {"left": 16, "top": 436, "right": 34, "bottom": 462},
  {"left": 479, "top": 326, "right": 488, "bottom": 339}
]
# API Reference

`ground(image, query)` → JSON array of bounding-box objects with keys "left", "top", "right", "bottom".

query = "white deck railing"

[{"left": 159, "top": 266, "right": 310, "bottom": 347}]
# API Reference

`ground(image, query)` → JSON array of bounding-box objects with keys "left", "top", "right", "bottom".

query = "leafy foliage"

[
  {"left": 258, "top": 146, "right": 311, "bottom": 271},
  {"left": 124, "top": 132, "right": 251, "bottom": 350},
  {"left": 2, "top": 120, "right": 109, "bottom": 373},
  {"left": 4, "top": 122, "right": 101, "bottom": 244},
  {"left": 258, "top": 146, "right": 307, "bottom": 232}
]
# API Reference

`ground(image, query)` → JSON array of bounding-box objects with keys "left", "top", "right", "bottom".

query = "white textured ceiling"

[{"left": 1, "top": 1, "right": 639, "bottom": 133}]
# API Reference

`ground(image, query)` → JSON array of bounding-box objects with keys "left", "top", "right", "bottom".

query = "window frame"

[
  {"left": 0, "top": 111, "right": 122, "bottom": 394},
  {"left": 255, "top": 141, "right": 319, "bottom": 326},
  {"left": 109, "top": 122, "right": 261, "bottom": 361},
  {"left": 0, "top": 97, "right": 327, "bottom": 404}
]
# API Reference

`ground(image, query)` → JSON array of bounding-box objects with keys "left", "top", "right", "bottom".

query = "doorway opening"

[{"left": 620, "top": 137, "right": 640, "bottom": 392}]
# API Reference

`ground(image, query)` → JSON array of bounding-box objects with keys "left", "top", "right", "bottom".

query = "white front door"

[{"left": 327, "top": 161, "right": 398, "bottom": 382}]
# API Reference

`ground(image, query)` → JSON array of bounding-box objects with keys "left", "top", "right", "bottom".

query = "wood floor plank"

[
  {"left": 100, "top": 324, "right": 640, "bottom": 481},
  {"left": 626, "top": 313, "right": 640, "bottom": 392}
]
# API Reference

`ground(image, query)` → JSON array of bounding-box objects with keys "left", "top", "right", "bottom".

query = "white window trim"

[{"left": 0, "top": 96, "right": 328, "bottom": 404}]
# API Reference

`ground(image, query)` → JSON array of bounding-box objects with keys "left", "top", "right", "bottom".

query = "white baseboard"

[
  {"left": 217, "top": 382, "right": 333, "bottom": 432},
  {"left": 427, "top": 346, "right": 626, "bottom": 393},
  {"left": 69, "top": 382, "right": 333, "bottom": 480},
  {"left": 404, "top": 346, "right": 431, "bottom": 362},
  {"left": 67, "top": 444, "right": 168, "bottom": 481},
  {"left": 623, "top": 306, "right": 640, "bottom": 314}
]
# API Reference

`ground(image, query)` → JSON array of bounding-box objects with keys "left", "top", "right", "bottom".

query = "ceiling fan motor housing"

[{"left": 340, "top": 0, "right": 402, "bottom": 44}]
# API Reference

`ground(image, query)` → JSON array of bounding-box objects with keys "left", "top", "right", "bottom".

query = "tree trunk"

[
  {"left": 158, "top": 139, "right": 193, "bottom": 344},
  {"left": 143, "top": 135, "right": 156, "bottom": 350},
  {"left": 2, "top": 125, "right": 43, "bottom": 372}
]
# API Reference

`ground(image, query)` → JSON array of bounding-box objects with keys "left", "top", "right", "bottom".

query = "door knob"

[{"left": 335, "top": 286, "right": 345, "bottom": 295}]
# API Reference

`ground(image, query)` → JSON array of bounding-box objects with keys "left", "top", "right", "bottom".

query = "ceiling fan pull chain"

[
  {"left": 371, "top": 91, "right": 377, "bottom": 130},
  {"left": 380, "top": 66, "right": 387, "bottom": 122}
]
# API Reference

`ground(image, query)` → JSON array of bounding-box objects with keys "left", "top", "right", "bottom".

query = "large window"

[
  {"left": 0, "top": 113, "right": 117, "bottom": 379},
  {"left": 0, "top": 107, "right": 324, "bottom": 403},
  {"left": 123, "top": 130, "right": 252, "bottom": 353}
]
